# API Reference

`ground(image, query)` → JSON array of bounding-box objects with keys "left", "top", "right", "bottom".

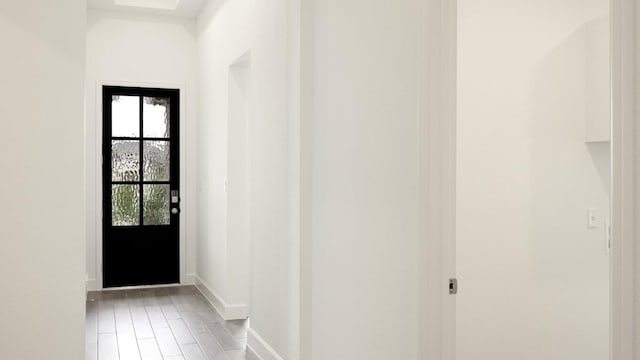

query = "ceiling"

[{"left": 87, "top": 0, "right": 208, "bottom": 18}]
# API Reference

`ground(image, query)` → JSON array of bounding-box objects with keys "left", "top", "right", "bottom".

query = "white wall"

[
  {"left": 85, "top": 9, "right": 198, "bottom": 289},
  {"left": 306, "top": 0, "right": 423, "bottom": 359},
  {"left": 195, "top": 0, "right": 250, "bottom": 316},
  {"left": 197, "top": 0, "right": 298, "bottom": 357},
  {"left": 457, "top": 1, "right": 610, "bottom": 359},
  {"left": 0, "top": 0, "right": 86, "bottom": 358},
  {"left": 226, "top": 61, "right": 251, "bottom": 310}
]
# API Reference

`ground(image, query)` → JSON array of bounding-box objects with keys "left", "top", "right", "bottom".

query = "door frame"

[
  {"left": 94, "top": 80, "right": 189, "bottom": 290},
  {"left": 423, "top": 0, "right": 638, "bottom": 358}
]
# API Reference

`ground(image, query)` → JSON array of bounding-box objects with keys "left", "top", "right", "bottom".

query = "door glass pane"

[
  {"left": 143, "top": 97, "right": 170, "bottom": 138},
  {"left": 112, "top": 185, "right": 140, "bottom": 226},
  {"left": 143, "top": 184, "right": 170, "bottom": 225},
  {"left": 112, "top": 140, "right": 140, "bottom": 181},
  {"left": 144, "top": 141, "right": 170, "bottom": 181},
  {"left": 112, "top": 95, "right": 140, "bottom": 137}
]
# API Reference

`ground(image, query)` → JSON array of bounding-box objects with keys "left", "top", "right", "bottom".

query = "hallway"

[
  {"left": 3, "top": 0, "right": 640, "bottom": 359},
  {"left": 86, "top": 286, "right": 256, "bottom": 360}
]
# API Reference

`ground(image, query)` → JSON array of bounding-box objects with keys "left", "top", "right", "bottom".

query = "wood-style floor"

[{"left": 86, "top": 286, "right": 257, "bottom": 360}]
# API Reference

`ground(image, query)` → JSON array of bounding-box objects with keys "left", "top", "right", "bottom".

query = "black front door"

[{"left": 102, "top": 86, "right": 180, "bottom": 288}]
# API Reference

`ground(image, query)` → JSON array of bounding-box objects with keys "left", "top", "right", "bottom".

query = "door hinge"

[{"left": 449, "top": 278, "right": 458, "bottom": 295}]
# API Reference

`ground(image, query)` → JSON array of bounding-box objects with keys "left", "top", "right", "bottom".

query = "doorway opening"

[
  {"left": 102, "top": 86, "right": 181, "bottom": 288},
  {"left": 455, "top": 1, "right": 611, "bottom": 359}
]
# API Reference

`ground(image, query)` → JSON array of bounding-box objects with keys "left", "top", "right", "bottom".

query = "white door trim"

[
  {"left": 427, "top": 0, "right": 638, "bottom": 358},
  {"left": 421, "top": 0, "right": 457, "bottom": 359},
  {"left": 94, "top": 80, "right": 190, "bottom": 290},
  {"left": 610, "top": 0, "right": 637, "bottom": 357}
]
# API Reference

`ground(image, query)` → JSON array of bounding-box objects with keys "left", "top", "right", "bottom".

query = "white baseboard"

[
  {"left": 193, "top": 274, "right": 249, "bottom": 320},
  {"left": 246, "top": 346, "right": 261, "bottom": 360},
  {"left": 247, "top": 328, "right": 285, "bottom": 360},
  {"left": 86, "top": 278, "right": 98, "bottom": 292},
  {"left": 184, "top": 273, "right": 197, "bottom": 285}
]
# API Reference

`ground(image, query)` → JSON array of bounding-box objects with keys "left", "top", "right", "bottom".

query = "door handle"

[{"left": 171, "top": 208, "right": 180, "bottom": 215}]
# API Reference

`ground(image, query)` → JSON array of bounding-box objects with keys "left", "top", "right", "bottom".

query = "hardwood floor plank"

[
  {"left": 180, "top": 343, "right": 207, "bottom": 360},
  {"left": 212, "top": 352, "right": 230, "bottom": 360},
  {"left": 171, "top": 294, "right": 195, "bottom": 312},
  {"left": 199, "top": 308, "right": 223, "bottom": 324},
  {"left": 138, "top": 338, "right": 163, "bottom": 360},
  {"left": 152, "top": 287, "right": 169, "bottom": 297},
  {"left": 217, "top": 350, "right": 258, "bottom": 360},
  {"left": 139, "top": 289, "right": 155, "bottom": 298},
  {"left": 205, "top": 323, "right": 245, "bottom": 351},
  {"left": 158, "top": 295, "right": 182, "bottom": 320},
  {"left": 86, "top": 301, "right": 99, "bottom": 343},
  {"left": 88, "top": 286, "right": 249, "bottom": 360},
  {"left": 98, "top": 300, "right": 116, "bottom": 334},
  {"left": 86, "top": 342, "right": 98, "bottom": 360},
  {"left": 155, "top": 326, "right": 183, "bottom": 358},
  {"left": 185, "top": 294, "right": 211, "bottom": 312},
  {"left": 142, "top": 293, "right": 160, "bottom": 307},
  {"left": 223, "top": 350, "right": 245, "bottom": 360},
  {"left": 168, "top": 318, "right": 197, "bottom": 345},
  {"left": 193, "top": 330, "right": 225, "bottom": 359},
  {"left": 130, "top": 303, "right": 155, "bottom": 339},
  {"left": 111, "top": 290, "right": 128, "bottom": 300},
  {"left": 98, "top": 333, "right": 120, "bottom": 360},
  {"left": 182, "top": 291, "right": 223, "bottom": 325},
  {"left": 180, "top": 311, "right": 208, "bottom": 334},
  {"left": 146, "top": 305, "right": 169, "bottom": 329},
  {"left": 117, "top": 328, "right": 141, "bottom": 360},
  {"left": 114, "top": 299, "right": 134, "bottom": 333}
]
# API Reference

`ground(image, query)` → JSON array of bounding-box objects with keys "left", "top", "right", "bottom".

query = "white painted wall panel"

[
  {"left": 0, "top": 1, "right": 86, "bottom": 358},
  {"left": 197, "top": 0, "right": 297, "bottom": 357},
  {"left": 308, "top": 0, "right": 422, "bottom": 359},
  {"left": 85, "top": 9, "right": 198, "bottom": 288}
]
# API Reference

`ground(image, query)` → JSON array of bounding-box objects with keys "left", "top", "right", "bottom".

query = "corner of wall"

[
  {"left": 193, "top": 274, "right": 249, "bottom": 320},
  {"left": 184, "top": 273, "right": 197, "bottom": 285},
  {"left": 247, "top": 328, "right": 286, "bottom": 360},
  {"left": 86, "top": 278, "right": 98, "bottom": 292}
]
